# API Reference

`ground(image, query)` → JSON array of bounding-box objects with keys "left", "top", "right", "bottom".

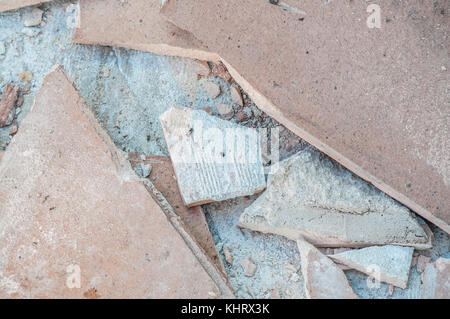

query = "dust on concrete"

[{"left": 0, "top": 0, "right": 448, "bottom": 299}]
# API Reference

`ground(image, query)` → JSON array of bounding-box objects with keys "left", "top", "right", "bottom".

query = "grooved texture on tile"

[
  {"left": 162, "top": 0, "right": 450, "bottom": 233},
  {"left": 160, "top": 106, "right": 266, "bottom": 207},
  {"left": 0, "top": 66, "right": 221, "bottom": 299}
]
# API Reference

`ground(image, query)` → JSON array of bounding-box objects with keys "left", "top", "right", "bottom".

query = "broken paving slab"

[
  {"left": 162, "top": 0, "right": 450, "bottom": 233},
  {"left": 128, "top": 153, "right": 226, "bottom": 275},
  {"left": 297, "top": 238, "right": 357, "bottom": 299},
  {"left": 0, "top": 0, "right": 52, "bottom": 13},
  {"left": 72, "top": 0, "right": 218, "bottom": 62},
  {"left": 238, "top": 150, "right": 432, "bottom": 250},
  {"left": 0, "top": 65, "right": 232, "bottom": 298},
  {"left": 329, "top": 245, "right": 414, "bottom": 289},
  {"left": 421, "top": 257, "right": 449, "bottom": 299},
  {"left": 159, "top": 105, "right": 266, "bottom": 207}
]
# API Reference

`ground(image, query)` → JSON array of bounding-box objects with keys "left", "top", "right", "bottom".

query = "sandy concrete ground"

[{"left": 0, "top": 0, "right": 448, "bottom": 298}]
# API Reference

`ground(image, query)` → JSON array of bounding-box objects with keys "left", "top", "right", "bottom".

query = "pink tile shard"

[
  {"left": 128, "top": 153, "right": 226, "bottom": 275},
  {"left": 161, "top": 0, "right": 450, "bottom": 233},
  {"left": 0, "top": 66, "right": 232, "bottom": 298},
  {"left": 296, "top": 238, "right": 357, "bottom": 299},
  {"left": 0, "top": 0, "right": 52, "bottom": 13},
  {"left": 72, "top": 0, "right": 218, "bottom": 62}
]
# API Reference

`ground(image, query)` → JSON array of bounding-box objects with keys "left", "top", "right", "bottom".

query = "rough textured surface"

[
  {"left": 238, "top": 151, "right": 431, "bottom": 249},
  {"left": 0, "top": 0, "right": 52, "bottom": 13},
  {"left": 421, "top": 258, "right": 450, "bottom": 299},
  {"left": 162, "top": 0, "right": 450, "bottom": 233},
  {"left": 1, "top": 1, "right": 447, "bottom": 299},
  {"left": 0, "top": 83, "right": 19, "bottom": 127},
  {"left": 0, "top": 66, "right": 222, "bottom": 298},
  {"left": 128, "top": 153, "right": 226, "bottom": 275},
  {"left": 73, "top": 0, "right": 217, "bottom": 62},
  {"left": 160, "top": 105, "right": 266, "bottom": 206},
  {"left": 329, "top": 245, "right": 414, "bottom": 289},
  {"left": 296, "top": 238, "right": 357, "bottom": 299},
  {"left": 23, "top": 7, "right": 43, "bottom": 27}
]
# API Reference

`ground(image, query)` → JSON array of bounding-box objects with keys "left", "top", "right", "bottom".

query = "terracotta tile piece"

[
  {"left": 73, "top": 0, "right": 218, "bottom": 62},
  {"left": 296, "top": 238, "right": 357, "bottom": 299},
  {"left": 0, "top": 0, "right": 52, "bottom": 13},
  {"left": 162, "top": 0, "right": 450, "bottom": 233},
  {"left": 128, "top": 153, "right": 226, "bottom": 275},
  {"left": 0, "top": 66, "right": 228, "bottom": 298}
]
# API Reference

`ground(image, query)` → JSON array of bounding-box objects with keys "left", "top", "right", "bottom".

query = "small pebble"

[
  {"left": 223, "top": 245, "right": 233, "bottom": 264},
  {"left": 231, "top": 86, "right": 243, "bottom": 106},
  {"left": 18, "top": 71, "right": 33, "bottom": 82},
  {"left": 24, "top": 8, "right": 44, "bottom": 27},
  {"left": 140, "top": 164, "right": 152, "bottom": 178},
  {"left": 240, "top": 257, "right": 257, "bottom": 277},
  {"left": 236, "top": 109, "right": 249, "bottom": 122},
  {"left": 203, "top": 81, "right": 221, "bottom": 99},
  {"left": 216, "top": 103, "right": 234, "bottom": 120},
  {"left": 102, "top": 66, "right": 110, "bottom": 78}
]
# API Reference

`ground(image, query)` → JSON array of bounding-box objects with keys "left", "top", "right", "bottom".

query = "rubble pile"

[{"left": 0, "top": 0, "right": 448, "bottom": 299}]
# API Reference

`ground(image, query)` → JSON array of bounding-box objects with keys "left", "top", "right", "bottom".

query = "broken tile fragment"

[
  {"left": 238, "top": 150, "right": 431, "bottom": 249},
  {"left": 162, "top": 0, "right": 450, "bottom": 233},
  {"left": 128, "top": 154, "right": 226, "bottom": 275},
  {"left": 0, "top": 83, "right": 19, "bottom": 127},
  {"left": 159, "top": 105, "right": 266, "bottom": 206},
  {"left": 421, "top": 258, "right": 450, "bottom": 299},
  {"left": 329, "top": 245, "right": 414, "bottom": 289},
  {"left": 203, "top": 81, "right": 221, "bottom": 99},
  {"left": 24, "top": 7, "right": 43, "bottom": 27},
  {"left": 297, "top": 238, "right": 357, "bottom": 299},
  {"left": 240, "top": 258, "right": 257, "bottom": 277},
  {"left": 102, "top": 66, "right": 110, "bottom": 78},
  {"left": 0, "top": 0, "right": 52, "bottom": 13},
  {"left": 0, "top": 66, "right": 228, "bottom": 298},
  {"left": 73, "top": 0, "right": 218, "bottom": 62},
  {"left": 230, "top": 86, "right": 243, "bottom": 106}
]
